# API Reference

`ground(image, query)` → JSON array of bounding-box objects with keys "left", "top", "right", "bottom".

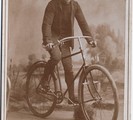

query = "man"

[{"left": 41, "top": 0, "right": 96, "bottom": 104}]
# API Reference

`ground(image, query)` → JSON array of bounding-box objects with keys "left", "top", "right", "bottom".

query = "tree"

[
  {"left": 28, "top": 54, "right": 38, "bottom": 65},
  {"left": 86, "top": 23, "right": 124, "bottom": 70}
]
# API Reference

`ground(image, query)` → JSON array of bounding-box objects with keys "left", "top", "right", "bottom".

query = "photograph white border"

[{"left": 1, "top": 0, "right": 132, "bottom": 120}]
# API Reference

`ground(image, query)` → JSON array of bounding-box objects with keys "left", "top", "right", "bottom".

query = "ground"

[
  {"left": 7, "top": 111, "right": 74, "bottom": 120},
  {"left": 7, "top": 100, "right": 124, "bottom": 120}
]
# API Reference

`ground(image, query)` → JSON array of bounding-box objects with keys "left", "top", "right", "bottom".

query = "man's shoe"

[{"left": 68, "top": 97, "right": 79, "bottom": 104}]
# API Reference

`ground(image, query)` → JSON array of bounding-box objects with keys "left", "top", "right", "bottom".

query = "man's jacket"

[{"left": 42, "top": 0, "right": 92, "bottom": 49}]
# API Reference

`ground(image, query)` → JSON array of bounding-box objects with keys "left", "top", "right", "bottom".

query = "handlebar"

[
  {"left": 59, "top": 36, "right": 92, "bottom": 42},
  {"left": 42, "top": 36, "right": 96, "bottom": 49}
]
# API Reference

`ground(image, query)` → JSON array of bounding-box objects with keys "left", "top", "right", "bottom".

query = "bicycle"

[{"left": 26, "top": 36, "right": 119, "bottom": 120}]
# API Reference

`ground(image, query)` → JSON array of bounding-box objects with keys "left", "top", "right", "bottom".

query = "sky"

[{"left": 7, "top": 0, "right": 126, "bottom": 65}]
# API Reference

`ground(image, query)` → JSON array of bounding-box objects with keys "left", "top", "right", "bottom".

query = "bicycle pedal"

[{"left": 45, "top": 86, "right": 50, "bottom": 91}]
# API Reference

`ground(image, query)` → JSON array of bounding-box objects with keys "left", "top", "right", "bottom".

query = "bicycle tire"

[
  {"left": 26, "top": 62, "right": 57, "bottom": 118},
  {"left": 78, "top": 64, "right": 119, "bottom": 120},
  {"left": 7, "top": 77, "right": 11, "bottom": 111}
]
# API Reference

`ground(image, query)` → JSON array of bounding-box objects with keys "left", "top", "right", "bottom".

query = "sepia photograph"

[{"left": 1, "top": 0, "right": 132, "bottom": 120}]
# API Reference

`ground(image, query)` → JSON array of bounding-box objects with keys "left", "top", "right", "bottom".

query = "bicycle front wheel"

[
  {"left": 26, "top": 62, "right": 57, "bottom": 118},
  {"left": 79, "top": 64, "right": 119, "bottom": 120}
]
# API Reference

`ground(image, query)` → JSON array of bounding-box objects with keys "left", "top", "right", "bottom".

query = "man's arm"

[
  {"left": 75, "top": 2, "right": 93, "bottom": 43},
  {"left": 42, "top": 1, "right": 55, "bottom": 45}
]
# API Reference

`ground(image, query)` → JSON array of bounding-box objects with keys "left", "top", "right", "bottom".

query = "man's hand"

[
  {"left": 89, "top": 40, "right": 97, "bottom": 48},
  {"left": 42, "top": 43, "right": 54, "bottom": 51}
]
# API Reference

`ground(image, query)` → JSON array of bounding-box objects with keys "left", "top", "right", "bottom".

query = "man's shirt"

[
  {"left": 42, "top": 0, "right": 92, "bottom": 48},
  {"left": 60, "top": 2, "right": 71, "bottom": 37}
]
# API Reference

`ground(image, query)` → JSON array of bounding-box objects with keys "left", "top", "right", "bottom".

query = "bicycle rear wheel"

[
  {"left": 26, "top": 62, "right": 57, "bottom": 118},
  {"left": 79, "top": 64, "right": 119, "bottom": 120}
]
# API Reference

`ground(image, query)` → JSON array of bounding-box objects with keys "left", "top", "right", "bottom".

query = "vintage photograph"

[{"left": 1, "top": 0, "right": 131, "bottom": 120}]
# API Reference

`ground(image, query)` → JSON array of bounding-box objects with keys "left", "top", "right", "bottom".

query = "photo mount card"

[{"left": 1, "top": 0, "right": 132, "bottom": 120}]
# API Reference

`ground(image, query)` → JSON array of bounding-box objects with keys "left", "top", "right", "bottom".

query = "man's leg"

[
  {"left": 61, "top": 45, "right": 78, "bottom": 103},
  {"left": 41, "top": 46, "right": 61, "bottom": 89}
]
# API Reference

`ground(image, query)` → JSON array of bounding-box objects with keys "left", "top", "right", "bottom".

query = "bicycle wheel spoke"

[
  {"left": 26, "top": 63, "right": 57, "bottom": 118},
  {"left": 37, "top": 90, "right": 56, "bottom": 101},
  {"left": 79, "top": 65, "right": 118, "bottom": 120}
]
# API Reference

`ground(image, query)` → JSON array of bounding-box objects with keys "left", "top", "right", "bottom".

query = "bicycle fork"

[{"left": 82, "top": 67, "right": 102, "bottom": 101}]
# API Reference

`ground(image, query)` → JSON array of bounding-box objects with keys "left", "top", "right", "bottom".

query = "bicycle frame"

[{"left": 54, "top": 36, "right": 92, "bottom": 101}]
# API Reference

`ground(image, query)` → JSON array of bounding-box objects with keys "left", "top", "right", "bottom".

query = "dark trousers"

[{"left": 43, "top": 44, "right": 75, "bottom": 98}]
